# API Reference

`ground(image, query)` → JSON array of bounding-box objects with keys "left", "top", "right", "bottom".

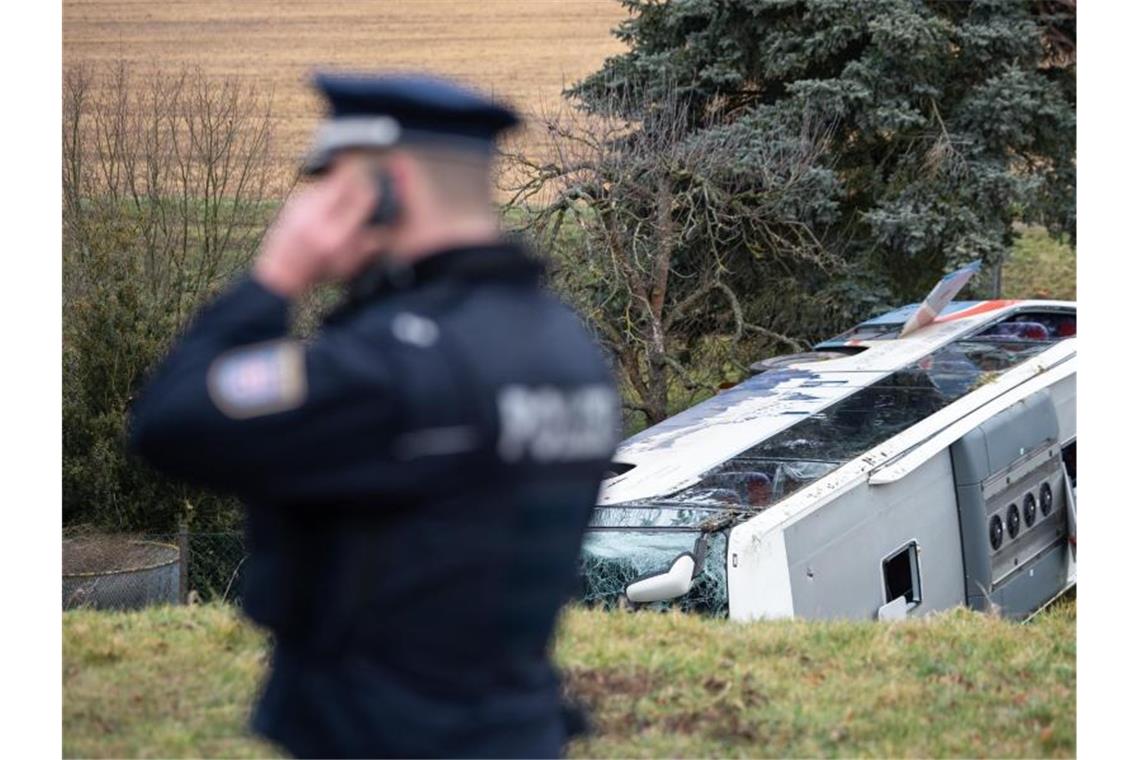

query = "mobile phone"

[{"left": 368, "top": 169, "right": 402, "bottom": 227}]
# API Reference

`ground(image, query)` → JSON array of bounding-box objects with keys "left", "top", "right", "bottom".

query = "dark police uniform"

[{"left": 129, "top": 74, "right": 619, "bottom": 759}]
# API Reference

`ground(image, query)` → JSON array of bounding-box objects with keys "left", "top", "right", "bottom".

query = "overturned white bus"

[{"left": 581, "top": 299, "right": 1076, "bottom": 621}]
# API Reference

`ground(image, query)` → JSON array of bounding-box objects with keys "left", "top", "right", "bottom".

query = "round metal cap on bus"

[
  {"left": 1006, "top": 503, "right": 1021, "bottom": 539},
  {"left": 989, "top": 514, "right": 1004, "bottom": 551},
  {"left": 1023, "top": 492, "right": 1038, "bottom": 528},
  {"left": 1039, "top": 481, "right": 1053, "bottom": 516}
]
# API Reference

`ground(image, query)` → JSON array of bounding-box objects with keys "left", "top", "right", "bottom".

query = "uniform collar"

[{"left": 328, "top": 240, "right": 545, "bottom": 320}]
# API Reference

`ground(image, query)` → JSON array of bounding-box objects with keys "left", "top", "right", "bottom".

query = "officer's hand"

[{"left": 253, "top": 166, "right": 388, "bottom": 298}]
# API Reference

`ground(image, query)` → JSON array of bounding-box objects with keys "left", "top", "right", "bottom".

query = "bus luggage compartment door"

[{"left": 950, "top": 389, "right": 1071, "bottom": 618}]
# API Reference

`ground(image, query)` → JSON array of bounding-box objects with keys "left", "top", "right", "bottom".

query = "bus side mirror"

[{"left": 625, "top": 553, "right": 696, "bottom": 604}]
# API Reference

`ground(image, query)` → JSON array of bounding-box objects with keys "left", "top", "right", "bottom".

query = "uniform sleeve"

[{"left": 128, "top": 276, "right": 399, "bottom": 504}]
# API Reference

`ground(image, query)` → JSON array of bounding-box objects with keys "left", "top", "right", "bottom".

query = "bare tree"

[
  {"left": 501, "top": 88, "right": 839, "bottom": 425},
  {"left": 63, "top": 61, "right": 284, "bottom": 321},
  {"left": 62, "top": 61, "right": 287, "bottom": 532}
]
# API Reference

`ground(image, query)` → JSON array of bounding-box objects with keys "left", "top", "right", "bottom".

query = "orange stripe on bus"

[{"left": 933, "top": 300, "right": 1019, "bottom": 323}]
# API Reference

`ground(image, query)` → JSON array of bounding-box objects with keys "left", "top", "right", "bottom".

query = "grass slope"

[{"left": 64, "top": 598, "right": 1075, "bottom": 758}]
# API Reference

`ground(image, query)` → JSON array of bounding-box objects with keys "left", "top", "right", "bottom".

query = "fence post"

[{"left": 178, "top": 519, "right": 189, "bottom": 604}]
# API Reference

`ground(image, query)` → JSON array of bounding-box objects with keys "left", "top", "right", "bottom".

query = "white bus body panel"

[{"left": 726, "top": 340, "right": 1076, "bottom": 621}]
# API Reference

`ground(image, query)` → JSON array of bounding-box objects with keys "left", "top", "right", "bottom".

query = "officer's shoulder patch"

[{"left": 207, "top": 340, "right": 307, "bottom": 420}]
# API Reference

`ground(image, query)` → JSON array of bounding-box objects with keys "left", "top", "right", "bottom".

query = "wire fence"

[{"left": 62, "top": 531, "right": 247, "bottom": 610}]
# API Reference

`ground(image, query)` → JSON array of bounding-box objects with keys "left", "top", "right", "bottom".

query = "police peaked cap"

[{"left": 302, "top": 72, "right": 521, "bottom": 174}]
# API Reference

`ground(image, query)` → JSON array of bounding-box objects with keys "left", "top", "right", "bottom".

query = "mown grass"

[
  {"left": 63, "top": 605, "right": 273, "bottom": 759},
  {"left": 63, "top": 597, "right": 1074, "bottom": 758},
  {"left": 559, "top": 599, "right": 1075, "bottom": 758}
]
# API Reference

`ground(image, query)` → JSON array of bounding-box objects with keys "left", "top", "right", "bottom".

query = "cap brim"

[{"left": 300, "top": 116, "right": 403, "bottom": 175}]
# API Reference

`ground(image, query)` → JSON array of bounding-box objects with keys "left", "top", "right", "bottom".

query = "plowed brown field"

[{"left": 64, "top": 0, "right": 629, "bottom": 161}]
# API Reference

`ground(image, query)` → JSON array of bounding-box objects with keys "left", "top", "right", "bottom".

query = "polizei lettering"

[{"left": 497, "top": 384, "right": 618, "bottom": 463}]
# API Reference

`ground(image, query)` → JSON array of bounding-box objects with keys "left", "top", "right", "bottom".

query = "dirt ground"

[{"left": 63, "top": 0, "right": 629, "bottom": 163}]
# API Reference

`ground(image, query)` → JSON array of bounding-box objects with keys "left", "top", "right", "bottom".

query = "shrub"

[{"left": 62, "top": 62, "right": 285, "bottom": 531}]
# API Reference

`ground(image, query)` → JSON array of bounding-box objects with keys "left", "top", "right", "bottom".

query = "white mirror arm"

[{"left": 624, "top": 553, "right": 697, "bottom": 604}]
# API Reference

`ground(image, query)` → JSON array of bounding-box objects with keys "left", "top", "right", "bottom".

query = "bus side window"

[{"left": 1062, "top": 440, "right": 1076, "bottom": 489}]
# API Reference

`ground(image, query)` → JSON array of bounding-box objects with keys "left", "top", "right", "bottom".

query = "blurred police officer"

[{"left": 130, "top": 73, "right": 619, "bottom": 758}]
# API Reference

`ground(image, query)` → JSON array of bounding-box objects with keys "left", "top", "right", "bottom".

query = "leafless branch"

[{"left": 502, "top": 83, "right": 833, "bottom": 423}]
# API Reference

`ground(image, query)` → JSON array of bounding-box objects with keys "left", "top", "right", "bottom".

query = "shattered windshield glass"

[
  {"left": 579, "top": 322, "right": 1069, "bottom": 615},
  {"left": 580, "top": 531, "right": 730, "bottom": 616}
]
